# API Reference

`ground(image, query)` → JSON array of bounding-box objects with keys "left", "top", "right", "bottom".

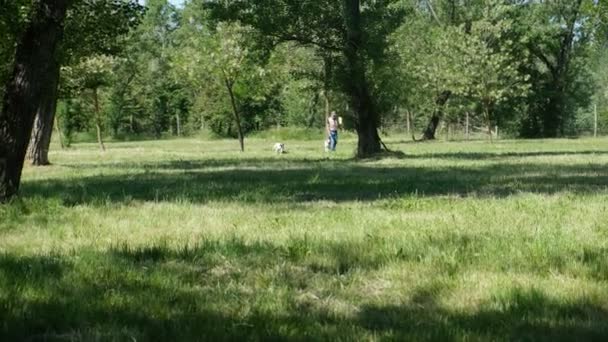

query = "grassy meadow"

[{"left": 1, "top": 135, "right": 608, "bottom": 341}]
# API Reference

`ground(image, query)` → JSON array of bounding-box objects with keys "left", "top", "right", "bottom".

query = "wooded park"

[{"left": 1, "top": 0, "right": 608, "bottom": 340}]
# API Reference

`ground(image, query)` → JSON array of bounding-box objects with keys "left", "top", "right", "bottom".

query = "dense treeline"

[
  {"left": 1, "top": 0, "right": 607, "bottom": 200},
  {"left": 2, "top": 1, "right": 607, "bottom": 146}
]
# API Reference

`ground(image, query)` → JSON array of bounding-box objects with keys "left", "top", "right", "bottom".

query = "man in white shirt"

[{"left": 326, "top": 111, "right": 340, "bottom": 151}]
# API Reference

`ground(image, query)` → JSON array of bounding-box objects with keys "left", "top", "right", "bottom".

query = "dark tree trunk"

[
  {"left": 26, "top": 61, "right": 61, "bottom": 166},
  {"left": 528, "top": 0, "right": 582, "bottom": 138},
  {"left": 405, "top": 109, "right": 411, "bottom": 136},
  {"left": 322, "top": 55, "right": 332, "bottom": 125},
  {"left": 342, "top": 0, "right": 382, "bottom": 157},
  {"left": 543, "top": 0, "right": 582, "bottom": 137},
  {"left": 323, "top": 91, "right": 330, "bottom": 126},
  {"left": 422, "top": 90, "right": 452, "bottom": 140},
  {"left": 422, "top": 115, "right": 440, "bottom": 141},
  {"left": 0, "top": 0, "right": 69, "bottom": 203},
  {"left": 542, "top": 88, "right": 564, "bottom": 138},
  {"left": 306, "top": 92, "right": 319, "bottom": 128}
]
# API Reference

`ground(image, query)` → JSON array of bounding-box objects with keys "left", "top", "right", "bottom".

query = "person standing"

[{"left": 326, "top": 111, "right": 340, "bottom": 151}]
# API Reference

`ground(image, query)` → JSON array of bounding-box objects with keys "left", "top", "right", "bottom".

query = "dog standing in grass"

[{"left": 273, "top": 143, "right": 285, "bottom": 154}]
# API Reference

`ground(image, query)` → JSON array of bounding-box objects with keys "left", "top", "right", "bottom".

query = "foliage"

[
  {"left": 0, "top": 0, "right": 31, "bottom": 103},
  {"left": 174, "top": 8, "right": 280, "bottom": 139},
  {"left": 6, "top": 0, "right": 608, "bottom": 143}
]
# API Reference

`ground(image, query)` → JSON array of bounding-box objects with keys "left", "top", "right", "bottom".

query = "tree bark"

[
  {"left": 225, "top": 79, "right": 245, "bottom": 152},
  {"left": 323, "top": 90, "right": 330, "bottom": 126},
  {"left": 405, "top": 109, "right": 411, "bottom": 136},
  {"left": 422, "top": 90, "right": 452, "bottom": 140},
  {"left": 465, "top": 111, "right": 470, "bottom": 140},
  {"left": 130, "top": 114, "right": 135, "bottom": 133},
  {"left": 0, "top": 0, "right": 69, "bottom": 203},
  {"left": 342, "top": 0, "right": 382, "bottom": 157},
  {"left": 306, "top": 92, "right": 319, "bottom": 128},
  {"left": 26, "top": 61, "right": 61, "bottom": 166},
  {"left": 322, "top": 55, "right": 332, "bottom": 125},
  {"left": 447, "top": 122, "right": 451, "bottom": 141},
  {"left": 92, "top": 87, "right": 106, "bottom": 152}
]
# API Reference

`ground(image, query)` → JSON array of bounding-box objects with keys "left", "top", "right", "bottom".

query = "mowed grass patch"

[{"left": 1, "top": 137, "right": 608, "bottom": 340}]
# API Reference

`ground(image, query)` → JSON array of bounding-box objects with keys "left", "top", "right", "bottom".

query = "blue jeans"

[{"left": 329, "top": 130, "right": 338, "bottom": 151}]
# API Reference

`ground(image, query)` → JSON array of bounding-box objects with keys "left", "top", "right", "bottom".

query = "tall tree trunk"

[
  {"left": 447, "top": 122, "right": 451, "bottom": 141},
  {"left": 93, "top": 87, "right": 106, "bottom": 152},
  {"left": 225, "top": 79, "right": 244, "bottom": 152},
  {"left": 130, "top": 114, "right": 135, "bottom": 133},
  {"left": 485, "top": 107, "right": 493, "bottom": 143},
  {"left": 0, "top": 0, "right": 69, "bottom": 203},
  {"left": 26, "top": 61, "right": 61, "bottom": 166},
  {"left": 422, "top": 90, "right": 452, "bottom": 140},
  {"left": 323, "top": 90, "right": 330, "bottom": 126},
  {"left": 465, "top": 111, "right": 470, "bottom": 140},
  {"left": 342, "top": 0, "right": 382, "bottom": 157},
  {"left": 54, "top": 113, "right": 65, "bottom": 149},
  {"left": 422, "top": 115, "right": 440, "bottom": 141},
  {"left": 405, "top": 109, "right": 411, "bottom": 136},
  {"left": 306, "top": 92, "right": 319, "bottom": 128},
  {"left": 321, "top": 54, "right": 333, "bottom": 128}
]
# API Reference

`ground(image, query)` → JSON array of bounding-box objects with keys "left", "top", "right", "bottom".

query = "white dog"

[
  {"left": 324, "top": 138, "right": 330, "bottom": 152},
  {"left": 273, "top": 142, "right": 285, "bottom": 154}
]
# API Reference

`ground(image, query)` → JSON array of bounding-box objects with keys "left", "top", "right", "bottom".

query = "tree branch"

[
  {"left": 527, "top": 43, "right": 557, "bottom": 76},
  {"left": 426, "top": 0, "right": 442, "bottom": 26},
  {"left": 268, "top": 32, "right": 342, "bottom": 52}
]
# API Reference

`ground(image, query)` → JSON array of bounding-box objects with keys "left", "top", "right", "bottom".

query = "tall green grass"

[{"left": 1, "top": 136, "right": 608, "bottom": 340}]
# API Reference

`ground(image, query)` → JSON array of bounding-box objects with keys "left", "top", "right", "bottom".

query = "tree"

[
  {"left": 342, "top": 0, "right": 382, "bottom": 155},
  {"left": 0, "top": 0, "right": 30, "bottom": 98},
  {"left": 174, "top": 6, "right": 278, "bottom": 148},
  {"left": 390, "top": 0, "right": 469, "bottom": 140},
  {"left": 207, "top": 0, "right": 404, "bottom": 156},
  {"left": 392, "top": 16, "right": 464, "bottom": 140},
  {"left": 206, "top": 23, "right": 272, "bottom": 151},
  {"left": 519, "top": 0, "right": 589, "bottom": 137},
  {"left": 267, "top": 44, "right": 340, "bottom": 129},
  {"left": 62, "top": 55, "right": 116, "bottom": 151},
  {"left": 0, "top": 0, "right": 70, "bottom": 203},
  {"left": 26, "top": 0, "right": 144, "bottom": 165},
  {"left": 124, "top": 0, "right": 184, "bottom": 139},
  {"left": 455, "top": 9, "right": 530, "bottom": 139},
  {"left": 392, "top": 1, "right": 534, "bottom": 140}
]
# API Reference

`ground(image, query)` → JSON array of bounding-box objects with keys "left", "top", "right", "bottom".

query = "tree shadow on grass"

[
  {"left": 1, "top": 241, "right": 607, "bottom": 341},
  {"left": 58, "top": 156, "right": 341, "bottom": 172},
  {"left": 357, "top": 286, "right": 608, "bottom": 341},
  {"left": 395, "top": 150, "right": 608, "bottom": 161},
  {"left": 56, "top": 149, "right": 608, "bottom": 171},
  {"left": 21, "top": 160, "right": 608, "bottom": 205}
]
